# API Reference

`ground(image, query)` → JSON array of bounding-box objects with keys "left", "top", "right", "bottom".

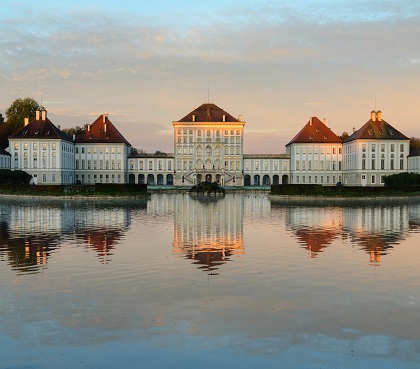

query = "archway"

[
  {"left": 215, "top": 174, "right": 221, "bottom": 184},
  {"left": 263, "top": 175, "right": 271, "bottom": 185},
  {"left": 128, "top": 173, "right": 135, "bottom": 184},
  {"left": 197, "top": 174, "right": 202, "bottom": 183},
  {"left": 282, "top": 174, "right": 289, "bottom": 185},
  {"left": 157, "top": 174, "right": 164, "bottom": 185},
  {"left": 167, "top": 174, "right": 173, "bottom": 185},
  {"left": 147, "top": 174, "right": 155, "bottom": 185},
  {"left": 273, "top": 175, "right": 279, "bottom": 185},
  {"left": 205, "top": 174, "right": 212, "bottom": 182},
  {"left": 253, "top": 175, "right": 260, "bottom": 185},
  {"left": 138, "top": 174, "right": 145, "bottom": 184},
  {"left": 244, "top": 175, "right": 251, "bottom": 186}
]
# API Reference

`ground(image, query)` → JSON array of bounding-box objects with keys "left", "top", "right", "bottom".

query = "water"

[{"left": 0, "top": 193, "right": 419, "bottom": 368}]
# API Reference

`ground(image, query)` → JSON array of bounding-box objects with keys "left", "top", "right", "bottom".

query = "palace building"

[{"left": 5, "top": 103, "right": 415, "bottom": 186}]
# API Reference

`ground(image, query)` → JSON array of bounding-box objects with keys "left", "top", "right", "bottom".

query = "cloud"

[{"left": 1, "top": 1, "right": 420, "bottom": 152}]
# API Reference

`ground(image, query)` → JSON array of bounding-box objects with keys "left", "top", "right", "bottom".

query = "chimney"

[
  {"left": 238, "top": 115, "right": 243, "bottom": 121},
  {"left": 104, "top": 123, "right": 107, "bottom": 132},
  {"left": 222, "top": 114, "right": 226, "bottom": 122},
  {"left": 376, "top": 110, "right": 382, "bottom": 121},
  {"left": 353, "top": 127, "right": 355, "bottom": 133},
  {"left": 87, "top": 124, "right": 90, "bottom": 132},
  {"left": 24, "top": 117, "right": 29, "bottom": 126},
  {"left": 102, "top": 114, "right": 106, "bottom": 123},
  {"left": 309, "top": 117, "right": 313, "bottom": 126},
  {"left": 41, "top": 109, "right": 46, "bottom": 121},
  {"left": 36, "top": 110, "right": 40, "bottom": 120},
  {"left": 192, "top": 114, "right": 195, "bottom": 122},
  {"left": 73, "top": 134, "right": 76, "bottom": 141},
  {"left": 323, "top": 117, "right": 327, "bottom": 125},
  {"left": 370, "top": 110, "right": 376, "bottom": 121}
]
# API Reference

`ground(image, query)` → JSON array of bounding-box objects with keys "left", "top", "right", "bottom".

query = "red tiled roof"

[
  {"left": 177, "top": 103, "right": 240, "bottom": 122},
  {"left": 9, "top": 117, "right": 73, "bottom": 142},
  {"left": 345, "top": 118, "right": 409, "bottom": 142},
  {"left": 286, "top": 117, "right": 342, "bottom": 145},
  {"left": 76, "top": 115, "right": 131, "bottom": 145}
]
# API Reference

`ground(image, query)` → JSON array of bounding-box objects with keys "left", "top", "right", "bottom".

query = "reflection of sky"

[{"left": 1, "top": 195, "right": 420, "bottom": 368}]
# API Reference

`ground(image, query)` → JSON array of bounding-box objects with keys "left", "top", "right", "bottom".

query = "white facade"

[
  {"left": 0, "top": 147, "right": 11, "bottom": 169},
  {"left": 408, "top": 148, "right": 420, "bottom": 174},
  {"left": 243, "top": 154, "right": 290, "bottom": 185},
  {"left": 343, "top": 111, "right": 410, "bottom": 186}
]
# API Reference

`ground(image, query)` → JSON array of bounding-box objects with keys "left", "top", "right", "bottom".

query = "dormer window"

[
  {"left": 389, "top": 130, "right": 394, "bottom": 136},
  {"left": 35, "top": 131, "right": 39, "bottom": 135},
  {"left": 367, "top": 130, "right": 373, "bottom": 136},
  {"left": 379, "top": 130, "right": 383, "bottom": 136},
  {"left": 309, "top": 136, "right": 313, "bottom": 140},
  {"left": 324, "top": 136, "right": 327, "bottom": 140},
  {"left": 316, "top": 128, "right": 319, "bottom": 133}
]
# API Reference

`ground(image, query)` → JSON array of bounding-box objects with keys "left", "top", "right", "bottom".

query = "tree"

[
  {"left": 5, "top": 97, "right": 39, "bottom": 133},
  {"left": 339, "top": 131, "right": 349, "bottom": 141},
  {"left": 130, "top": 147, "right": 146, "bottom": 156},
  {"left": 0, "top": 98, "right": 40, "bottom": 148},
  {"left": 62, "top": 125, "right": 86, "bottom": 137},
  {"left": 0, "top": 113, "right": 4, "bottom": 124},
  {"left": 409, "top": 137, "right": 420, "bottom": 154}
]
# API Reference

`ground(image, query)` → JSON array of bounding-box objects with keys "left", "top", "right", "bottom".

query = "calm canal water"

[{"left": 1, "top": 193, "right": 419, "bottom": 369}]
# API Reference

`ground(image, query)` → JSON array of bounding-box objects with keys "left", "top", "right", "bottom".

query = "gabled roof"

[
  {"left": 177, "top": 103, "right": 240, "bottom": 122},
  {"left": 0, "top": 146, "right": 11, "bottom": 156},
  {"left": 345, "top": 117, "right": 409, "bottom": 142},
  {"left": 9, "top": 117, "right": 73, "bottom": 142},
  {"left": 286, "top": 117, "right": 342, "bottom": 145},
  {"left": 76, "top": 115, "right": 131, "bottom": 145},
  {"left": 408, "top": 146, "right": 420, "bottom": 157}
]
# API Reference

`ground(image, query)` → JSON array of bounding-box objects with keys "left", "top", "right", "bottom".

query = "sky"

[{"left": 1, "top": 0, "right": 419, "bottom": 153}]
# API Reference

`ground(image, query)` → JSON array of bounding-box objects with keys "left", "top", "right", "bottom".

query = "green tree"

[
  {"left": 0, "top": 113, "right": 4, "bottom": 124},
  {"left": 62, "top": 125, "right": 86, "bottom": 137},
  {"left": 0, "top": 98, "right": 40, "bottom": 148},
  {"left": 5, "top": 98, "right": 39, "bottom": 132},
  {"left": 339, "top": 131, "right": 349, "bottom": 141}
]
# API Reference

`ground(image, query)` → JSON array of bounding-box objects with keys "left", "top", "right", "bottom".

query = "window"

[
  {"left": 93, "top": 147, "right": 97, "bottom": 154},
  {"left": 105, "top": 147, "right": 109, "bottom": 154},
  {"left": 149, "top": 161, "right": 153, "bottom": 170},
  {"left": 52, "top": 174, "right": 55, "bottom": 183},
  {"left": 24, "top": 143, "right": 28, "bottom": 150},
  {"left": 391, "top": 144, "right": 394, "bottom": 152},
  {"left": 400, "top": 159, "right": 404, "bottom": 170},
  {"left": 52, "top": 143, "right": 56, "bottom": 150},
  {"left": 372, "top": 159, "right": 375, "bottom": 170},
  {"left": 14, "top": 143, "right": 18, "bottom": 150},
  {"left": 381, "top": 144, "right": 385, "bottom": 152},
  {"left": 400, "top": 144, "right": 404, "bottom": 152},
  {"left": 33, "top": 143, "right": 37, "bottom": 150},
  {"left": 42, "top": 143, "right": 47, "bottom": 150},
  {"left": 362, "top": 159, "right": 366, "bottom": 170},
  {"left": 43, "top": 174, "right": 46, "bottom": 183},
  {"left": 362, "top": 144, "right": 366, "bottom": 152},
  {"left": 117, "top": 147, "right": 121, "bottom": 154},
  {"left": 372, "top": 144, "right": 376, "bottom": 152},
  {"left": 372, "top": 175, "right": 375, "bottom": 184}
]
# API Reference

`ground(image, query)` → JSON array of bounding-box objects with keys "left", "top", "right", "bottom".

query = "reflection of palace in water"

[
  {"left": 286, "top": 207, "right": 342, "bottom": 258},
  {"left": 0, "top": 201, "right": 133, "bottom": 271},
  {"left": 285, "top": 204, "right": 416, "bottom": 265},
  {"left": 172, "top": 194, "right": 244, "bottom": 273}
]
